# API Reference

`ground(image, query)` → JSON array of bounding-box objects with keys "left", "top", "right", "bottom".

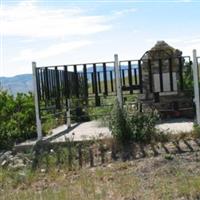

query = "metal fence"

[{"left": 34, "top": 56, "right": 192, "bottom": 117}]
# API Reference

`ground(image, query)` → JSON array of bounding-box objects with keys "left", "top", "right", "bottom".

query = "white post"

[
  {"left": 192, "top": 50, "right": 200, "bottom": 125},
  {"left": 32, "top": 62, "right": 42, "bottom": 140},
  {"left": 67, "top": 99, "right": 71, "bottom": 128},
  {"left": 114, "top": 54, "right": 123, "bottom": 108}
]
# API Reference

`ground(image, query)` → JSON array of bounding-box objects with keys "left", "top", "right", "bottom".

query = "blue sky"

[{"left": 1, "top": 0, "right": 200, "bottom": 77}]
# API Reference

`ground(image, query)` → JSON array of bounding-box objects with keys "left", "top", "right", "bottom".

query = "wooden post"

[
  {"left": 68, "top": 144, "right": 72, "bottom": 170},
  {"left": 78, "top": 145, "right": 83, "bottom": 168},
  {"left": 114, "top": 54, "right": 123, "bottom": 108},
  {"left": 192, "top": 50, "right": 200, "bottom": 125},
  {"left": 100, "top": 147, "right": 105, "bottom": 164},
  {"left": 89, "top": 147, "right": 94, "bottom": 167},
  {"left": 32, "top": 62, "right": 42, "bottom": 141}
]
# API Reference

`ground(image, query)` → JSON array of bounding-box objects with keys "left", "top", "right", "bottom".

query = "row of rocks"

[{"left": 0, "top": 151, "right": 31, "bottom": 170}]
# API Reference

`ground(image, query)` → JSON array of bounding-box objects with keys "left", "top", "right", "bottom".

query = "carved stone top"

[{"left": 141, "top": 41, "right": 182, "bottom": 60}]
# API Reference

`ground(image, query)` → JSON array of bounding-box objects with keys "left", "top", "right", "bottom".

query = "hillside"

[{"left": 0, "top": 74, "right": 33, "bottom": 95}]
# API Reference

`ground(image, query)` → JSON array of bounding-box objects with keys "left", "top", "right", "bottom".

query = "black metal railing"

[{"left": 36, "top": 56, "right": 191, "bottom": 120}]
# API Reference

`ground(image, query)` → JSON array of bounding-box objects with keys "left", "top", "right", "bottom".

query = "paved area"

[
  {"left": 50, "top": 121, "right": 111, "bottom": 142},
  {"left": 49, "top": 118, "right": 194, "bottom": 142},
  {"left": 156, "top": 118, "right": 194, "bottom": 134},
  {"left": 16, "top": 118, "right": 194, "bottom": 148}
]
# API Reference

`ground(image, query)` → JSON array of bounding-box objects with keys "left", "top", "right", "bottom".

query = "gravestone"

[{"left": 139, "top": 41, "right": 193, "bottom": 117}]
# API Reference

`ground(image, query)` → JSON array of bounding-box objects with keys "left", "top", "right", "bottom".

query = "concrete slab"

[
  {"left": 16, "top": 118, "right": 194, "bottom": 149},
  {"left": 156, "top": 118, "right": 194, "bottom": 134},
  {"left": 50, "top": 121, "right": 111, "bottom": 142}
]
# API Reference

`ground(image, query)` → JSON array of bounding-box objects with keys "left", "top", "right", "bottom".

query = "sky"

[{"left": 0, "top": 0, "right": 200, "bottom": 77}]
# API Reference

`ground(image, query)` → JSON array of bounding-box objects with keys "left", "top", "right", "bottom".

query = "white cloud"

[
  {"left": 13, "top": 40, "right": 92, "bottom": 61},
  {"left": 0, "top": 1, "right": 111, "bottom": 38},
  {"left": 113, "top": 8, "right": 137, "bottom": 16}
]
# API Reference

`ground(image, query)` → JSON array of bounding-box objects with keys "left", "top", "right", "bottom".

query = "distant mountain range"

[
  {"left": 0, "top": 74, "right": 33, "bottom": 95},
  {"left": 0, "top": 65, "right": 136, "bottom": 94}
]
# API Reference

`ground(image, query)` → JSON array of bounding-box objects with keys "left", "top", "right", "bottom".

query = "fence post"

[
  {"left": 114, "top": 54, "right": 123, "bottom": 108},
  {"left": 67, "top": 99, "right": 71, "bottom": 128},
  {"left": 192, "top": 50, "right": 200, "bottom": 125},
  {"left": 32, "top": 62, "right": 42, "bottom": 140}
]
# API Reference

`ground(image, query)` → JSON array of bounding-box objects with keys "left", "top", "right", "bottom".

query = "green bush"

[
  {"left": 192, "top": 124, "right": 200, "bottom": 138},
  {"left": 109, "top": 100, "right": 159, "bottom": 144},
  {"left": 109, "top": 100, "right": 132, "bottom": 144},
  {"left": 128, "top": 108, "right": 159, "bottom": 143},
  {"left": 0, "top": 90, "right": 37, "bottom": 150},
  {"left": 0, "top": 89, "right": 68, "bottom": 150}
]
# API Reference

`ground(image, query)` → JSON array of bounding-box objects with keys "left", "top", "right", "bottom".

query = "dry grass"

[{"left": 1, "top": 151, "right": 200, "bottom": 200}]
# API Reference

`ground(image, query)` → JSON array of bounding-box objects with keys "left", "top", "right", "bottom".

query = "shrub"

[
  {"left": 0, "top": 90, "right": 37, "bottom": 150},
  {"left": 109, "top": 100, "right": 132, "bottom": 144},
  {"left": 0, "top": 88, "right": 67, "bottom": 150},
  {"left": 128, "top": 108, "right": 159, "bottom": 143},
  {"left": 109, "top": 100, "right": 159, "bottom": 144}
]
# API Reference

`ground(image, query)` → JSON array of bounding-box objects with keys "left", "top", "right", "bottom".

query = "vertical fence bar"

[
  {"left": 97, "top": 72, "right": 102, "bottom": 93},
  {"left": 55, "top": 66, "right": 61, "bottom": 109},
  {"left": 103, "top": 63, "right": 108, "bottom": 96},
  {"left": 83, "top": 64, "right": 88, "bottom": 102},
  {"left": 122, "top": 70, "right": 126, "bottom": 86},
  {"left": 32, "top": 62, "right": 42, "bottom": 140},
  {"left": 36, "top": 68, "right": 41, "bottom": 101},
  {"left": 67, "top": 99, "right": 71, "bottom": 128},
  {"left": 44, "top": 67, "right": 50, "bottom": 101},
  {"left": 110, "top": 71, "right": 114, "bottom": 92},
  {"left": 64, "top": 66, "right": 69, "bottom": 98},
  {"left": 114, "top": 54, "right": 123, "bottom": 108},
  {"left": 192, "top": 50, "right": 200, "bottom": 125},
  {"left": 93, "top": 64, "right": 99, "bottom": 106},
  {"left": 159, "top": 59, "right": 163, "bottom": 92},
  {"left": 74, "top": 65, "right": 79, "bottom": 98},
  {"left": 128, "top": 61, "right": 133, "bottom": 94},
  {"left": 168, "top": 58, "right": 174, "bottom": 91},
  {"left": 64, "top": 65, "right": 69, "bottom": 124},
  {"left": 148, "top": 59, "right": 153, "bottom": 93},
  {"left": 91, "top": 73, "right": 94, "bottom": 94},
  {"left": 179, "top": 57, "right": 184, "bottom": 91},
  {"left": 138, "top": 60, "right": 143, "bottom": 93},
  {"left": 48, "top": 69, "right": 52, "bottom": 99},
  {"left": 41, "top": 70, "right": 44, "bottom": 101},
  {"left": 134, "top": 68, "right": 138, "bottom": 85}
]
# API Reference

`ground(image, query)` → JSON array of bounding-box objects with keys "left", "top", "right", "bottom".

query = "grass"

[{"left": 1, "top": 151, "right": 200, "bottom": 200}]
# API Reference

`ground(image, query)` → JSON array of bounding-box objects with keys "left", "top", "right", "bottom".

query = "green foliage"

[
  {"left": 193, "top": 124, "right": 200, "bottom": 138},
  {"left": 109, "top": 100, "right": 159, "bottom": 144},
  {"left": 109, "top": 100, "right": 132, "bottom": 144},
  {"left": 128, "top": 108, "right": 159, "bottom": 143},
  {"left": 0, "top": 90, "right": 37, "bottom": 149},
  {"left": 182, "top": 62, "right": 193, "bottom": 92},
  {"left": 164, "top": 154, "right": 174, "bottom": 161}
]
